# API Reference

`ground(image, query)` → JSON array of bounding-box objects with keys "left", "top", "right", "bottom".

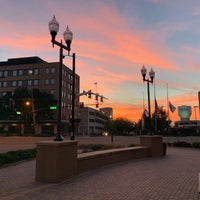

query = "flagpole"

[
  {"left": 154, "top": 77, "right": 157, "bottom": 134},
  {"left": 167, "top": 83, "right": 170, "bottom": 134},
  {"left": 167, "top": 83, "right": 169, "bottom": 118},
  {"left": 141, "top": 91, "right": 145, "bottom": 134}
]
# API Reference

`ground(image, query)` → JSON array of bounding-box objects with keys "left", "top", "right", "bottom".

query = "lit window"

[{"left": 28, "top": 69, "right": 33, "bottom": 75}]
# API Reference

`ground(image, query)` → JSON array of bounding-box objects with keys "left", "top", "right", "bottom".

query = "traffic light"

[
  {"left": 95, "top": 102, "right": 99, "bottom": 108},
  {"left": 88, "top": 90, "right": 92, "bottom": 98},
  {"left": 80, "top": 102, "right": 84, "bottom": 108},
  {"left": 50, "top": 106, "right": 57, "bottom": 110},
  {"left": 100, "top": 97, "right": 103, "bottom": 102},
  {"left": 95, "top": 94, "right": 98, "bottom": 101}
]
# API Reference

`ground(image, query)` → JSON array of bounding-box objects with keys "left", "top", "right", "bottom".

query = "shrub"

[
  {"left": 127, "top": 144, "right": 136, "bottom": 147},
  {"left": 173, "top": 141, "right": 191, "bottom": 147},
  {"left": 78, "top": 144, "right": 124, "bottom": 153},
  {"left": 192, "top": 142, "right": 200, "bottom": 148},
  {"left": 0, "top": 149, "right": 36, "bottom": 167}
]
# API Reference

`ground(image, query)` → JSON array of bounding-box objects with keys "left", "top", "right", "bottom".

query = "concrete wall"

[
  {"left": 36, "top": 136, "right": 163, "bottom": 183},
  {"left": 77, "top": 146, "right": 150, "bottom": 174},
  {"left": 36, "top": 141, "right": 78, "bottom": 182}
]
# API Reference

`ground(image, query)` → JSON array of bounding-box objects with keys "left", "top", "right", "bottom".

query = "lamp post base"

[{"left": 54, "top": 133, "right": 63, "bottom": 141}]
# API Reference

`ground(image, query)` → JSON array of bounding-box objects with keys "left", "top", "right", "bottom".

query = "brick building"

[{"left": 0, "top": 56, "right": 80, "bottom": 135}]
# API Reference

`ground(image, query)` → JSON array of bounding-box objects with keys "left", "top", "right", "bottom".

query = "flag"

[
  {"left": 155, "top": 98, "right": 159, "bottom": 113},
  {"left": 144, "top": 109, "right": 149, "bottom": 117},
  {"left": 169, "top": 101, "right": 176, "bottom": 113}
]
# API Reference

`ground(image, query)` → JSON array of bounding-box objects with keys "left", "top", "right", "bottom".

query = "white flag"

[{"left": 144, "top": 109, "right": 149, "bottom": 117}]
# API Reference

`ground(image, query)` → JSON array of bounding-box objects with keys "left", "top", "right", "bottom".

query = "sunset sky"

[{"left": 0, "top": 0, "right": 200, "bottom": 122}]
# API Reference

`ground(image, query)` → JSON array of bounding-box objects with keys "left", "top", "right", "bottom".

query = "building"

[
  {"left": 78, "top": 107, "right": 109, "bottom": 136},
  {"left": 0, "top": 56, "right": 80, "bottom": 135},
  {"left": 100, "top": 107, "right": 113, "bottom": 119},
  {"left": 174, "top": 105, "right": 200, "bottom": 134}
]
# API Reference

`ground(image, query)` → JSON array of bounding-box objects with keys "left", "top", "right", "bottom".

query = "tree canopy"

[
  {"left": 104, "top": 117, "right": 135, "bottom": 136},
  {"left": 0, "top": 87, "right": 57, "bottom": 121}
]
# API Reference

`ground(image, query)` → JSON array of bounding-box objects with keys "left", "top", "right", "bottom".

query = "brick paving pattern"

[{"left": 1, "top": 146, "right": 200, "bottom": 199}]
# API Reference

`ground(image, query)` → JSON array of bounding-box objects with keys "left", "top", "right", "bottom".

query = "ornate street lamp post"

[
  {"left": 49, "top": 16, "right": 75, "bottom": 141},
  {"left": 141, "top": 65, "right": 155, "bottom": 134}
]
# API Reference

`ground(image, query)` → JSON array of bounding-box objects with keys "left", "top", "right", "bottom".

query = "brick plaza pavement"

[
  {"left": 1, "top": 135, "right": 200, "bottom": 153},
  {"left": 1, "top": 147, "right": 200, "bottom": 200}
]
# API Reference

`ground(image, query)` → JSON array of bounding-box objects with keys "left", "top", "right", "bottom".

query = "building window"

[
  {"left": 34, "top": 68, "right": 39, "bottom": 75},
  {"left": 45, "top": 68, "right": 50, "bottom": 74},
  {"left": 3, "top": 81, "right": 8, "bottom": 87},
  {"left": 28, "top": 80, "right": 32, "bottom": 86},
  {"left": 18, "top": 80, "right": 23, "bottom": 87},
  {"left": 68, "top": 83, "right": 72, "bottom": 90},
  {"left": 51, "top": 67, "right": 55, "bottom": 73},
  {"left": 33, "top": 79, "right": 39, "bottom": 86},
  {"left": 45, "top": 79, "right": 49, "bottom": 85},
  {"left": 50, "top": 79, "right": 55, "bottom": 85},
  {"left": 12, "top": 81, "right": 17, "bottom": 87},
  {"left": 18, "top": 69, "right": 23, "bottom": 76},
  {"left": 13, "top": 70, "right": 17, "bottom": 76},
  {"left": 4, "top": 71, "right": 8, "bottom": 77},
  {"left": 28, "top": 69, "right": 33, "bottom": 75},
  {"left": 50, "top": 90, "right": 55, "bottom": 95}
]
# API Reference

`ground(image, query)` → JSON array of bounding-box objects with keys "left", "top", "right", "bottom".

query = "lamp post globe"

[
  {"left": 49, "top": 15, "right": 59, "bottom": 41},
  {"left": 149, "top": 68, "right": 155, "bottom": 82},
  {"left": 141, "top": 65, "right": 147, "bottom": 80},
  {"left": 63, "top": 26, "right": 73, "bottom": 54}
]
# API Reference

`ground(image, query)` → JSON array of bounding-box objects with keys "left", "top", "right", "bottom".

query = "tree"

[
  {"left": 104, "top": 117, "right": 135, "bottom": 136},
  {"left": 0, "top": 92, "right": 16, "bottom": 120},
  {"left": 152, "top": 106, "right": 171, "bottom": 134},
  {"left": 12, "top": 87, "right": 57, "bottom": 121},
  {"left": 0, "top": 87, "right": 58, "bottom": 124}
]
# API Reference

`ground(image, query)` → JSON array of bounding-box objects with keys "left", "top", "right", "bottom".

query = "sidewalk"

[{"left": 0, "top": 147, "right": 200, "bottom": 199}]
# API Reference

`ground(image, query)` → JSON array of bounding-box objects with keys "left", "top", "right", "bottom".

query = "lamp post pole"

[
  {"left": 71, "top": 53, "right": 75, "bottom": 140},
  {"left": 141, "top": 66, "right": 155, "bottom": 134},
  {"left": 49, "top": 16, "right": 73, "bottom": 141}
]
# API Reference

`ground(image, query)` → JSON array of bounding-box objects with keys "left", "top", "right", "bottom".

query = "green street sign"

[{"left": 50, "top": 106, "right": 57, "bottom": 110}]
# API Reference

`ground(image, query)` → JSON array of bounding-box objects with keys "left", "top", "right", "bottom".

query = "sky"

[{"left": 0, "top": 0, "right": 200, "bottom": 122}]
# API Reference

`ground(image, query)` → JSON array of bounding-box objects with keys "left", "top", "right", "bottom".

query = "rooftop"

[{"left": 0, "top": 56, "right": 46, "bottom": 66}]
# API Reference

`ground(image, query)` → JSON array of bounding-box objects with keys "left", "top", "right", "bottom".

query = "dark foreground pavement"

[{"left": 0, "top": 147, "right": 200, "bottom": 200}]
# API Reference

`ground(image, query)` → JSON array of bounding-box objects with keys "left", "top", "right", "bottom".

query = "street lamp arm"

[
  {"left": 143, "top": 77, "right": 153, "bottom": 84},
  {"left": 51, "top": 39, "right": 71, "bottom": 53}
]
